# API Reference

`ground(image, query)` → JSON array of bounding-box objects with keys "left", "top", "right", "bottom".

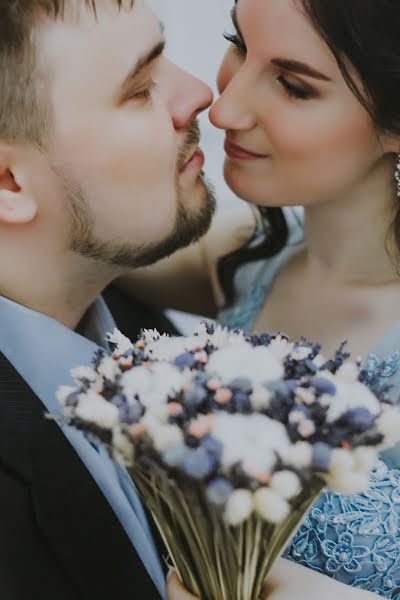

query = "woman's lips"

[{"left": 224, "top": 139, "right": 269, "bottom": 160}]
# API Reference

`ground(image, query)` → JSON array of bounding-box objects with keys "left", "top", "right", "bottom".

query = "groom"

[{"left": 0, "top": 1, "right": 215, "bottom": 599}]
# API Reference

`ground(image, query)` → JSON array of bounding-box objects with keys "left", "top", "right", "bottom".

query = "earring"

[{"left": 395, "top": 154, "right": 400, "bottom": 197}]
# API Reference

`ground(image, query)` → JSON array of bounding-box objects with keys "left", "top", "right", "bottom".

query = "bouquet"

[{"left": 57, "top": 324, "right": 400, "bottom": 600}]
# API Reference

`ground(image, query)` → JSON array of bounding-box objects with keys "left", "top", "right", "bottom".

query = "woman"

[{"left": 120, "top": 0, "right": 400, "bottom": 597}]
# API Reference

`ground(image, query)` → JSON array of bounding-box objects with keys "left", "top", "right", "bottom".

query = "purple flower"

[
  {"left": 312, "top": 442, "right": 332, "bottom": 472},
  {"left": 207, "top": 478, "right": 234, "bottom": 506},
  {"left": 311, "top": 378, "right": 337, "bottom": 396},
  {"left": 342, "top": 407, "right": 375, "bottom": 432},
  {"left": 175, "top": 352, "right": 197, "bottom": 369},
  {"left": 183, "top": 447, "right": 216, "bottom": 479}
]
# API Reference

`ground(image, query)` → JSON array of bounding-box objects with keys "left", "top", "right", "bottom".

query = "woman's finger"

[{"left": 166, "top": 571, "right": 200, "bottom": 600}]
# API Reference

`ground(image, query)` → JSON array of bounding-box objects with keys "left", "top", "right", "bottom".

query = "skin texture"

[
  {"left": 210, "top": 0, "right": 394, "bottom": 208},
  {"left": 0, "top": 0, "right": 214, "bottom": 329},
  {"left": 208, "top": 0, "right": 400, "bottom": 358}
]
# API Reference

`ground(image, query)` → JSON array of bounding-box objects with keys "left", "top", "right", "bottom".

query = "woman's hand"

[
  {"left": 166, "top": 571, "right": 199, "bottom": 600},
  {"left": 166, "top": 570, "right": 269, "bottom": 600},
  {"left": 263, "top": 558, "right": 381, "bottom": 600}
]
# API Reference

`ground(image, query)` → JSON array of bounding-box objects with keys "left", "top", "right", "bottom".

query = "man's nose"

[{"left": 166, "top": 61, "right": 214, "bottom": 131}]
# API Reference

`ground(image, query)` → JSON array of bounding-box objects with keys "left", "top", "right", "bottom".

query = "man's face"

[{"left": 33, "top": 0, "right": 215, "bottom": 269}]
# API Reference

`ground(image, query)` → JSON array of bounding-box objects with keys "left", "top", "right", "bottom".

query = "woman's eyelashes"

[
  {"left": 223, "top": 33, "right": 247, "bottom": 56},
  {"left": 276, "top": 75, "right": 315, "bottom": 100},
  {"left": 223, "top": 33, "right": 316, "bottom": 101}
]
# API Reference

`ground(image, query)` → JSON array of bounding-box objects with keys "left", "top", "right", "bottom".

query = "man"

[{"left": 0, "top": 1, "right": 215, "bottom": 598}]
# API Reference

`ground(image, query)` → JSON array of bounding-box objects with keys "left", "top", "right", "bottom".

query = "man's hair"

[{"left": 0, "top": 1, "right": 134, "bottom": 146}]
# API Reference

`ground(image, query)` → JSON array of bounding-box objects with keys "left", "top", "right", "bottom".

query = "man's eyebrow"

[
  {"left": 120, "top": 36, "right": 166, "bottom": 92},
  {"left": 271, "top": 58, "right": 331, "bottom": 81}
]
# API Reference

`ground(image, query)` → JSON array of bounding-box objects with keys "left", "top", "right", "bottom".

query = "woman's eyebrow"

[
  {"left": 231, "top": 6, "right": 245, "bottom": 42},
  {"left": 271, "top": 58, "right": 332, "bottom": 81}
]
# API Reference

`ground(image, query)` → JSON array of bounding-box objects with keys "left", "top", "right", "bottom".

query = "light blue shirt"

[{"left": 0, "top": 294, "right": 166, "bottom": 598}]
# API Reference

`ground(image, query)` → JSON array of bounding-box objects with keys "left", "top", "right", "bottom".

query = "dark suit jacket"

[{"left": 0, "top": 286, "right": 179, "bottom": 600}]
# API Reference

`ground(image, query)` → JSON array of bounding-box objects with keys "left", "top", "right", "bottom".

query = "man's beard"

[{"left": 59, "top": 122, "right": 216, "bottom": 270}]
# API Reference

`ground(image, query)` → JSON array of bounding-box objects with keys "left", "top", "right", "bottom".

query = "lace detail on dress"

[
  {"left": 284, "top": 460, "right": 400, "bottom": 598},
  {"left": 367, "top": 352, "right": 400, "bottom": 381}
]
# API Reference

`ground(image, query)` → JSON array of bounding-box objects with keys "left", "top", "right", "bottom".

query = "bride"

[{"left": 120, "top": 0, "right": 400, "bottom": 598}]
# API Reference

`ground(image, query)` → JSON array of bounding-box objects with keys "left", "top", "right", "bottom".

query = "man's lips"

[
  {"left": 224, "top": 139, "right": 269, "bottom": 160},
  {"left": 180, "top": 146, "right": 205, "bottom": 173}
]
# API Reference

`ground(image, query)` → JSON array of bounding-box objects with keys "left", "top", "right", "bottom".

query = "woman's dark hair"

[{"left": 218, "top": 0, "right": 400, "bottom": 306}]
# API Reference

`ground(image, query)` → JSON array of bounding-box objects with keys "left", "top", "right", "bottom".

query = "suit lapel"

[{"left": 0, "top": 352, "right": 162, "bottom": 600}]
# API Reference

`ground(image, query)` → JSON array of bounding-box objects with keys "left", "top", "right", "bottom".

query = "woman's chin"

[{"left": 223, "top": 160, "right": 292, "bottom": 208}]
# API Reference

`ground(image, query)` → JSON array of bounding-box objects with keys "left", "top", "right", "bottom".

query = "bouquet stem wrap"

[{"left": 133, "top": 463, "right": 323, "bottom": 600}]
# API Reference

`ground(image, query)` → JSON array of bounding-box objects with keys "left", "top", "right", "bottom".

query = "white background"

[{"left": 149, "top": 0, "right": 239, "bottom": 207}]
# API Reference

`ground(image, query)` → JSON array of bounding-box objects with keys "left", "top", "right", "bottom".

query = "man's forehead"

[{"left": 36, "top": 0, "right": 162, "bottom": 86}]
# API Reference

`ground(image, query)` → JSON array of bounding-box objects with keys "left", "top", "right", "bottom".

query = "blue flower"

[
  {"left": 322, "top": 532, "right": 370, "bottom": 574},
  {"left": 182, "top": 447, "right": 216, "bottom": 479}
]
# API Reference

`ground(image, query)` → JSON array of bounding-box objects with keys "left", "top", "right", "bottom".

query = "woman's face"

[{"left": 209, "top": 0, "right": 388, "bottom": 207}]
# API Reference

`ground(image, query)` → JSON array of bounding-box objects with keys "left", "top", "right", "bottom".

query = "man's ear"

[{"left": 0, "top": 146, "right": 38, "bottom": 225}]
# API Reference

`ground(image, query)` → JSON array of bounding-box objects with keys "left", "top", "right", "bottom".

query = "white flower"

[
  {"left": 144, "top": 335, "right": 202, "bottom": 361},
  {"left": 193, "top": 323, "right": 245, "bottom": 350},
  {"left": 250, "top": 385, "right": 272, "bottom": 411},
  {"left": 282, "top": 442, "right": 313, "bottom": 470},
  {"left": 376, "top": 406, "right": 400, "bottom": 448},
  {"left": 141, "top": 329, "right": 168, "bottom": 343},
  {"left": 330, "top": 448, "right": 355, "bottom": 473},
  {"left": 322, "top": 374, "right": 380, "bottom": 423},
  {"left": 121, "top": 363, "right": 188, "bottom": 409},
  {"left": 336, "top": 362, "right": 359, "bottom": 383},
  {"left": 70, "top": 366, "right": 98, "bottom": 382},
  {"left": 97, "top": 356, "right": 120, "bottom": 381},
  {"left": 325, "top": 471, "right": 370, "bottom": 494},
  {"left": 270, "top": 471, "right": 301, "bottom": 500},
  {"left": 291, "top": 346, "right": 312, "bottom": 361},
  {"left": 211, "top": 413, "right": 290, "bottom": 472},
  {"left": 313, "top": 354, "right": 326, "bottom": 369},
  {"left": 121, "top": 367, "right": 152, "bottom": 399},
  {"left": 268, "top": 336, "right": 294, "bottom": 361},
  {"left": 56, "top": 385, "right": 76, "bottom": 406},
  {"left": 225, "top": 489, "right": 254, "bottom": 526},
  {"left": 206, "top": 344, "right": 284, "bottom": 385},
  {"left": 142, "top": 416, "right": 183, "bottom": 452},
  {"left": 326, "top": 448, "right": 372, "bottom": 493},
  {"left": 75, "top": 390, "right": 119, "bottom": 430},
  {"left": 353, "top": 447, "right": 378, "bottom": 473},
  {"left": 106, "top": 329, "right": 133, "bottom": 356},
  {"left": 254, "top": 488, "right": 290, "bottom": 523}
]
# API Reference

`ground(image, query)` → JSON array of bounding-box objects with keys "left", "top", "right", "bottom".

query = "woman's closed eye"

[
  {"left": 223, "top": 32, "right": 316, "bottom": 102},
  {"left": 276, "top": 74, "right": 316, "bottom": 101}
]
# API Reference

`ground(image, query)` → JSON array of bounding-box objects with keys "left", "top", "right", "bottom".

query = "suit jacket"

[{"left": 0, "top": 286, "right": 179, "bottom": 600}]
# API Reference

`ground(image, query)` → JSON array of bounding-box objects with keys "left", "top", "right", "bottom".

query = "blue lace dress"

[{"left": 219, "top": 208, "right": 400, "bottom": 598}]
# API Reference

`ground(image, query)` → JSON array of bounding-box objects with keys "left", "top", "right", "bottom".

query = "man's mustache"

[{"left": 177, "top": 120, "right": 201, "bottom": 172}]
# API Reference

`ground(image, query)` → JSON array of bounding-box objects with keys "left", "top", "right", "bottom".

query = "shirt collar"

[{"left": 0, "top": 294, "right": 115, "bottom": 414}]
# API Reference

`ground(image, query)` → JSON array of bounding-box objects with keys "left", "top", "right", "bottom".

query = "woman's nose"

[{"left": 209, "top": 73, "right": 257, "bottom": 131}]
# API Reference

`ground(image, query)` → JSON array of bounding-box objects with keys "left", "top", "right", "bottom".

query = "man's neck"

[{"left": 0, "top": 250, "right": 123, "bottom": 330}]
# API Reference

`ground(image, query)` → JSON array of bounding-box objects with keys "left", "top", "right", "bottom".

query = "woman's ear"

[{"left": 0, "top": 151, "right": 38, "bottom": 225}]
